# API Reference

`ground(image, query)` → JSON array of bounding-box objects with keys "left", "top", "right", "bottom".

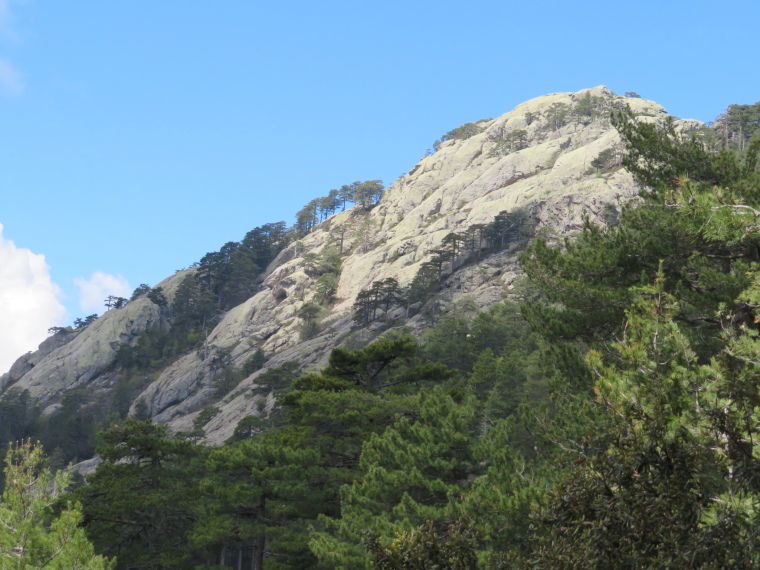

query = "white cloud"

[
  {"left": 74, "top": 271, "right": 131, "bottom": 315},
  {"left": 0, "top": 223, "right": 67, "bottom": 375}
]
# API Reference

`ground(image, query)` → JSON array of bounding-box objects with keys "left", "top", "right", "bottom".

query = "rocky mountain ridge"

[{"left": 2, "top": 86, "right": 701, "bottom": 446}]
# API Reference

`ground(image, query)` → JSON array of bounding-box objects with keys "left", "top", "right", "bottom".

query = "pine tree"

[
  {"left": 0, "top": 441, "right": 114, "bottom": 569},
  {"left": 519, "top": 107, "right": 760, "bottom": 566},
  {"left": 310, "top": 387, "right": 481, "bottom": 569},
  {"left": 75, "top": 420, "right": 204, "bottom": 569},
  {"left": 521, "top": 114, "right": 760, "bottom": 352},
  {"left": 192, "top": 435, "right": 324, "bottom": 570},
  {"left": 530, "top": 278, "right": 760, "bottom": 568},
  {"left": 312, "top": 386, "right": 542, "bottom": 568},
  {"left": 195, "top": 338, "right": 452, "bottom": 569}
]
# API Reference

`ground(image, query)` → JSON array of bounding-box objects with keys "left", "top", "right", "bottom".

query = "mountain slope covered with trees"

[{"left": 0, "top": 87, "right": 759, "bottom": 567}]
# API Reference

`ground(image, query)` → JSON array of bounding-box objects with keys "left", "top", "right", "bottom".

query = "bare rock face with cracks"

[{"left": 1, "top": 86, "right": 700, "bottom": 447}]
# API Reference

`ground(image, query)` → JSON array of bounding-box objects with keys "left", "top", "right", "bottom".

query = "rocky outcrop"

[
  {"left": 154, "top": 87, "right": 693, "bottom": 442},
  {"left": 3, "top": 87, "right": 701, "bottom": 446},
  {"left": 167, "top": 88, "right": 661, "bottom": 360},
  {"left": 0, "top": 327, "right": 79, "bottom": 391},
  {"left": 1, "top": 271, "right": 187, "bottom": 408}
]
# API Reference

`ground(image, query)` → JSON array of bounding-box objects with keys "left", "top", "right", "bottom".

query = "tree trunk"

[{"left": 252, "top": 535, "right": 266, "bottom": 570}]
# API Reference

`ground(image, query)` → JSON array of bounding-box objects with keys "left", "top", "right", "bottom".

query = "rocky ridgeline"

[{"left": 1, "top": 86, "right": 701, "bottom": 446}]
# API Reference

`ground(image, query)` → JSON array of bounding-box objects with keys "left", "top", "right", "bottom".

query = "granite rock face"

[
  {"left": 1, "top": 271, "right": 187, "bottom": 408},
  {"left": 3, "top": 87, "right": 699, "bottom": 446},
  {"left": 1, "top": 327, "right": 79, "bottom": 390}
]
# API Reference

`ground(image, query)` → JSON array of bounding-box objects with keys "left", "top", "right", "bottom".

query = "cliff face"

[
  {"left": 2, "top": 86, "right": 699, "bottom": 446},
  {"left": 0, "top": 271, "right": 188, "bottom": 412}
]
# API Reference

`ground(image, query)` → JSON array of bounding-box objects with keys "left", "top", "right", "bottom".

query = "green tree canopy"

[
  {"left": 519, "top": 103, "right": 760, "bottom": 567},
  {"left": 0, "top": 441, "right": 114, "bottom": 569},
  {"left": 75, "top": 420, "right": 205, "bottom": 569}
]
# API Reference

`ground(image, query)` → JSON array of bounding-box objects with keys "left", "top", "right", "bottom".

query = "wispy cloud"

[
  {"left": 0, "top": 223, "right": 67, "bottom": 375},
  {"left": 0, "top": 0, "right": 18, "bottom": 40},
  {"left": 74, "top": 271, "right": 132, "bottom": 315},
  {"left": 0, "top": 56, "right": 23, "bottom": 95},
  {"left": 0, "top": 0, "right": 25, "bottom": 97},
  {"left": 0, "top": 0, "right": 27, "bottom": 41}
]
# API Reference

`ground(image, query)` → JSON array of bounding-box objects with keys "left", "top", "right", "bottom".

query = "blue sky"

[{"left": 1, "top": 0, "right": 759, "bottom": 371}]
